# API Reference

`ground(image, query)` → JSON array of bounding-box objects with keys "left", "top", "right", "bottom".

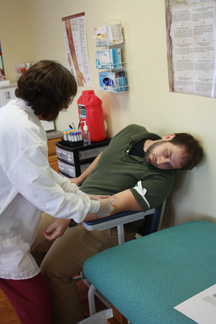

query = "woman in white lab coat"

[{"left": 0, "top": 60, "right": 113, "bottom": 324}]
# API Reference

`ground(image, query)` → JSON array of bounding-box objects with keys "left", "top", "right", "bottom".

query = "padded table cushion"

[{"left": 83, "top": 220, "right": 216, "bottom": 324}]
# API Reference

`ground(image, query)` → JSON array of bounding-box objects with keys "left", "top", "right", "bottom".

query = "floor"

[{"left": 0, "top": 278, "right": 107, "bottom": 324}]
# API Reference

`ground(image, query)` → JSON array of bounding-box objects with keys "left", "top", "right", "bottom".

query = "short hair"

[
  {"left": 15, "top": 60, "right": 77, "bottom": 120},
  {"left": 170, "top": 133, "right": 204, "bottom": 170}
]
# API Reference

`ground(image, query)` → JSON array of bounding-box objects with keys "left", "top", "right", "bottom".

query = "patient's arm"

[
  {"left": 84, "top": 189, "right": 142, "bottom": 221},
  {"left": 70, "top": 152, "right": 102, "bottom": 186},
  {"left": 43, "top": 189, "right": 142, "bottom": 239},
  {"left": 110, "top": 189, "right": 142, "bottom": 212}
]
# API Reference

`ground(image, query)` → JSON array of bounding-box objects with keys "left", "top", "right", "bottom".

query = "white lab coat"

[{"left": 0, "top": 98, "right": 99, "bottom": 279}]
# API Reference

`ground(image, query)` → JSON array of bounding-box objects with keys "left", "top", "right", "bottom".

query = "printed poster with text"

[
  {"left": 0, "top": 41, "right": 6, "bottom": 80},
  {"left": 62, "top": 12, "right": 92, "bottom": 87},
  {"left": 165, "top": 0, "right": 216, "bottom": 97}
]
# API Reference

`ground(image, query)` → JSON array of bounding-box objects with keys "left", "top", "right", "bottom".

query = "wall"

[{"left": 1, "top": 0, "right": 215, "bottom": 227}]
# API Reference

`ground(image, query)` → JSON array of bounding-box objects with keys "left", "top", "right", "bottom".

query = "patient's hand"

[
  {"left": 42, "top": 218, "right": 70, "bottom": 241},
  {"left": 70, "top": 177, "right": 82, "bottom": 186}
]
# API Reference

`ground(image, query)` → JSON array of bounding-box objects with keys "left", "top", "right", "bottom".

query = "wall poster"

[
  {"left": 0, "top": 41, "right": 6, "bottom": 81},
  {"left": 62, "top": 12, "right": 92, "bottom": 87},
  {"left": 165, "top": 0, "right": 216, "bottom": 98}
]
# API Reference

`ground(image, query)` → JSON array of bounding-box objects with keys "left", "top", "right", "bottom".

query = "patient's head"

[{"left": 144, "top": 133, "right": 203, "bottom": 170}]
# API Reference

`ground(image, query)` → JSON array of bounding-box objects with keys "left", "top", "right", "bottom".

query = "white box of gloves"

[{"left": 96, "top": 48, "right": 122, "bottom": 69}]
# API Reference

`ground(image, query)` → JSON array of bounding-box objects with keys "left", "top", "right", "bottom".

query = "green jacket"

[{"left": 81, "top": 124, "right": 174, "bottom": 232}]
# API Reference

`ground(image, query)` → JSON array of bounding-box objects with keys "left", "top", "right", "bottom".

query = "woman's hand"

[{"left": 42, "top": 218, "right": 70, "bottom": 241}]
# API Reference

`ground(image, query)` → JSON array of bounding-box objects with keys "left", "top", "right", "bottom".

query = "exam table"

[{"left": 83, "top": 220, "right": 216, "bottom": 323}]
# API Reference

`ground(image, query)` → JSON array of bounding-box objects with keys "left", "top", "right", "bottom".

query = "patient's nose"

[{"left": 157, "top": 157, "right": 168, "bottom": 165}]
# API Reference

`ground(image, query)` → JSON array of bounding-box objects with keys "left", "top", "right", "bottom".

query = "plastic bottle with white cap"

[{"left": 82, "top": 121, "right": 91, "bottom": 146}]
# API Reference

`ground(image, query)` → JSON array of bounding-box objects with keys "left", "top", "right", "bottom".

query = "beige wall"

[{"left": 1, "top": 0, "right": 215, "bottom": 227}]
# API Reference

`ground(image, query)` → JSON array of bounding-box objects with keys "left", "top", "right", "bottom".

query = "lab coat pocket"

[{"left": 0, "top": 235, "right": 33, "bottom": 273}]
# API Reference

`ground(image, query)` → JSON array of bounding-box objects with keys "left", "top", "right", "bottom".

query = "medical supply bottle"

[
  {"left": 82, "top": 122, "right": 91, "bottom": 146},
  {"left": 77, "top": 90, "right": 106, "bottom": 142}
]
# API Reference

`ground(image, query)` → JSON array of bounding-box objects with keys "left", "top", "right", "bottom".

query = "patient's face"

[{"left": 145, "top": 141, "right": 187, "bottom": 170}]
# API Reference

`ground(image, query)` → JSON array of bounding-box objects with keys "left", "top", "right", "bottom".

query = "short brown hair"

[
  {"left": 15, "top": 60, "right": 77, "bottom": 120},
  {"left": 170, "top": 133, "right": 204, "bottom": 170}
]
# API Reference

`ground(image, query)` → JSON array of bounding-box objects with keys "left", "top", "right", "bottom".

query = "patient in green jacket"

[{"left": 31, "top": 123, "right": 203, "bottom": 324}]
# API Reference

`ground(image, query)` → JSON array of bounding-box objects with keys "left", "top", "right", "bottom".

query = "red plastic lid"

[{"left": 82, "top": 90, "right": 94, "bottom": 98}]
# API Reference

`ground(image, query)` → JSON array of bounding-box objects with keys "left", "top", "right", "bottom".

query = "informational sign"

[
  {"left": 165, "top": 0, "right": 216, "bottom": 97},
  {"left": 62, "top": 12, "right": 92, "bottom": 87},
  {"left": 0, "top": 41, "right": 6, "bottom": 81}
]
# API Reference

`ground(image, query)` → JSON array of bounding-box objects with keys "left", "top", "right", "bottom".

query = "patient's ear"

[{"left": 162, "top": 134, "right": 175, "bottom": 141}]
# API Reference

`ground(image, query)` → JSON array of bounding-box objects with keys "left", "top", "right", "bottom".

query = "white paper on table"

[{"left": 174, "top": 284, "right": 216, "bottom": 324}]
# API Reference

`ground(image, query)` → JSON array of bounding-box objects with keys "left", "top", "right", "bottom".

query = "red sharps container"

[{"left": 77, "top": 90, "right": 106, "bottom": 142}]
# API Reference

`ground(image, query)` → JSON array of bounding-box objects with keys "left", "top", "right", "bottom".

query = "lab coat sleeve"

[
  {"left": 49, "top": 167, "right": 92, "bottom": 200},
  {"left": 49, "top": 167, "right": 81, "bottom": 193},
  {"left": 7, "top": 143, "right": 99, "bottom": 223}
]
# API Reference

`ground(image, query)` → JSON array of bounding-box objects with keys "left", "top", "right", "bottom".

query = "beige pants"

[{"left": 31, "top": 213, "right": 135, "bottom": 324}]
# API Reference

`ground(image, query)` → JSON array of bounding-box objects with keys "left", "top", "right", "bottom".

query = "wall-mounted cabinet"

[{"left": 94, "top": 20, "right": 128, "bottom": 93}]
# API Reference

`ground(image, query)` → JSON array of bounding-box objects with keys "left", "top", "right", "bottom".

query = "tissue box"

[
  {"left": 96, "top": 48, "right": 122, "bottom": 69},
  {"left": 94, "top": 24, "right": 123, "bottom": 46},
  {"left": 99, "top": 71, "right": 127, "bottom": 92}
]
